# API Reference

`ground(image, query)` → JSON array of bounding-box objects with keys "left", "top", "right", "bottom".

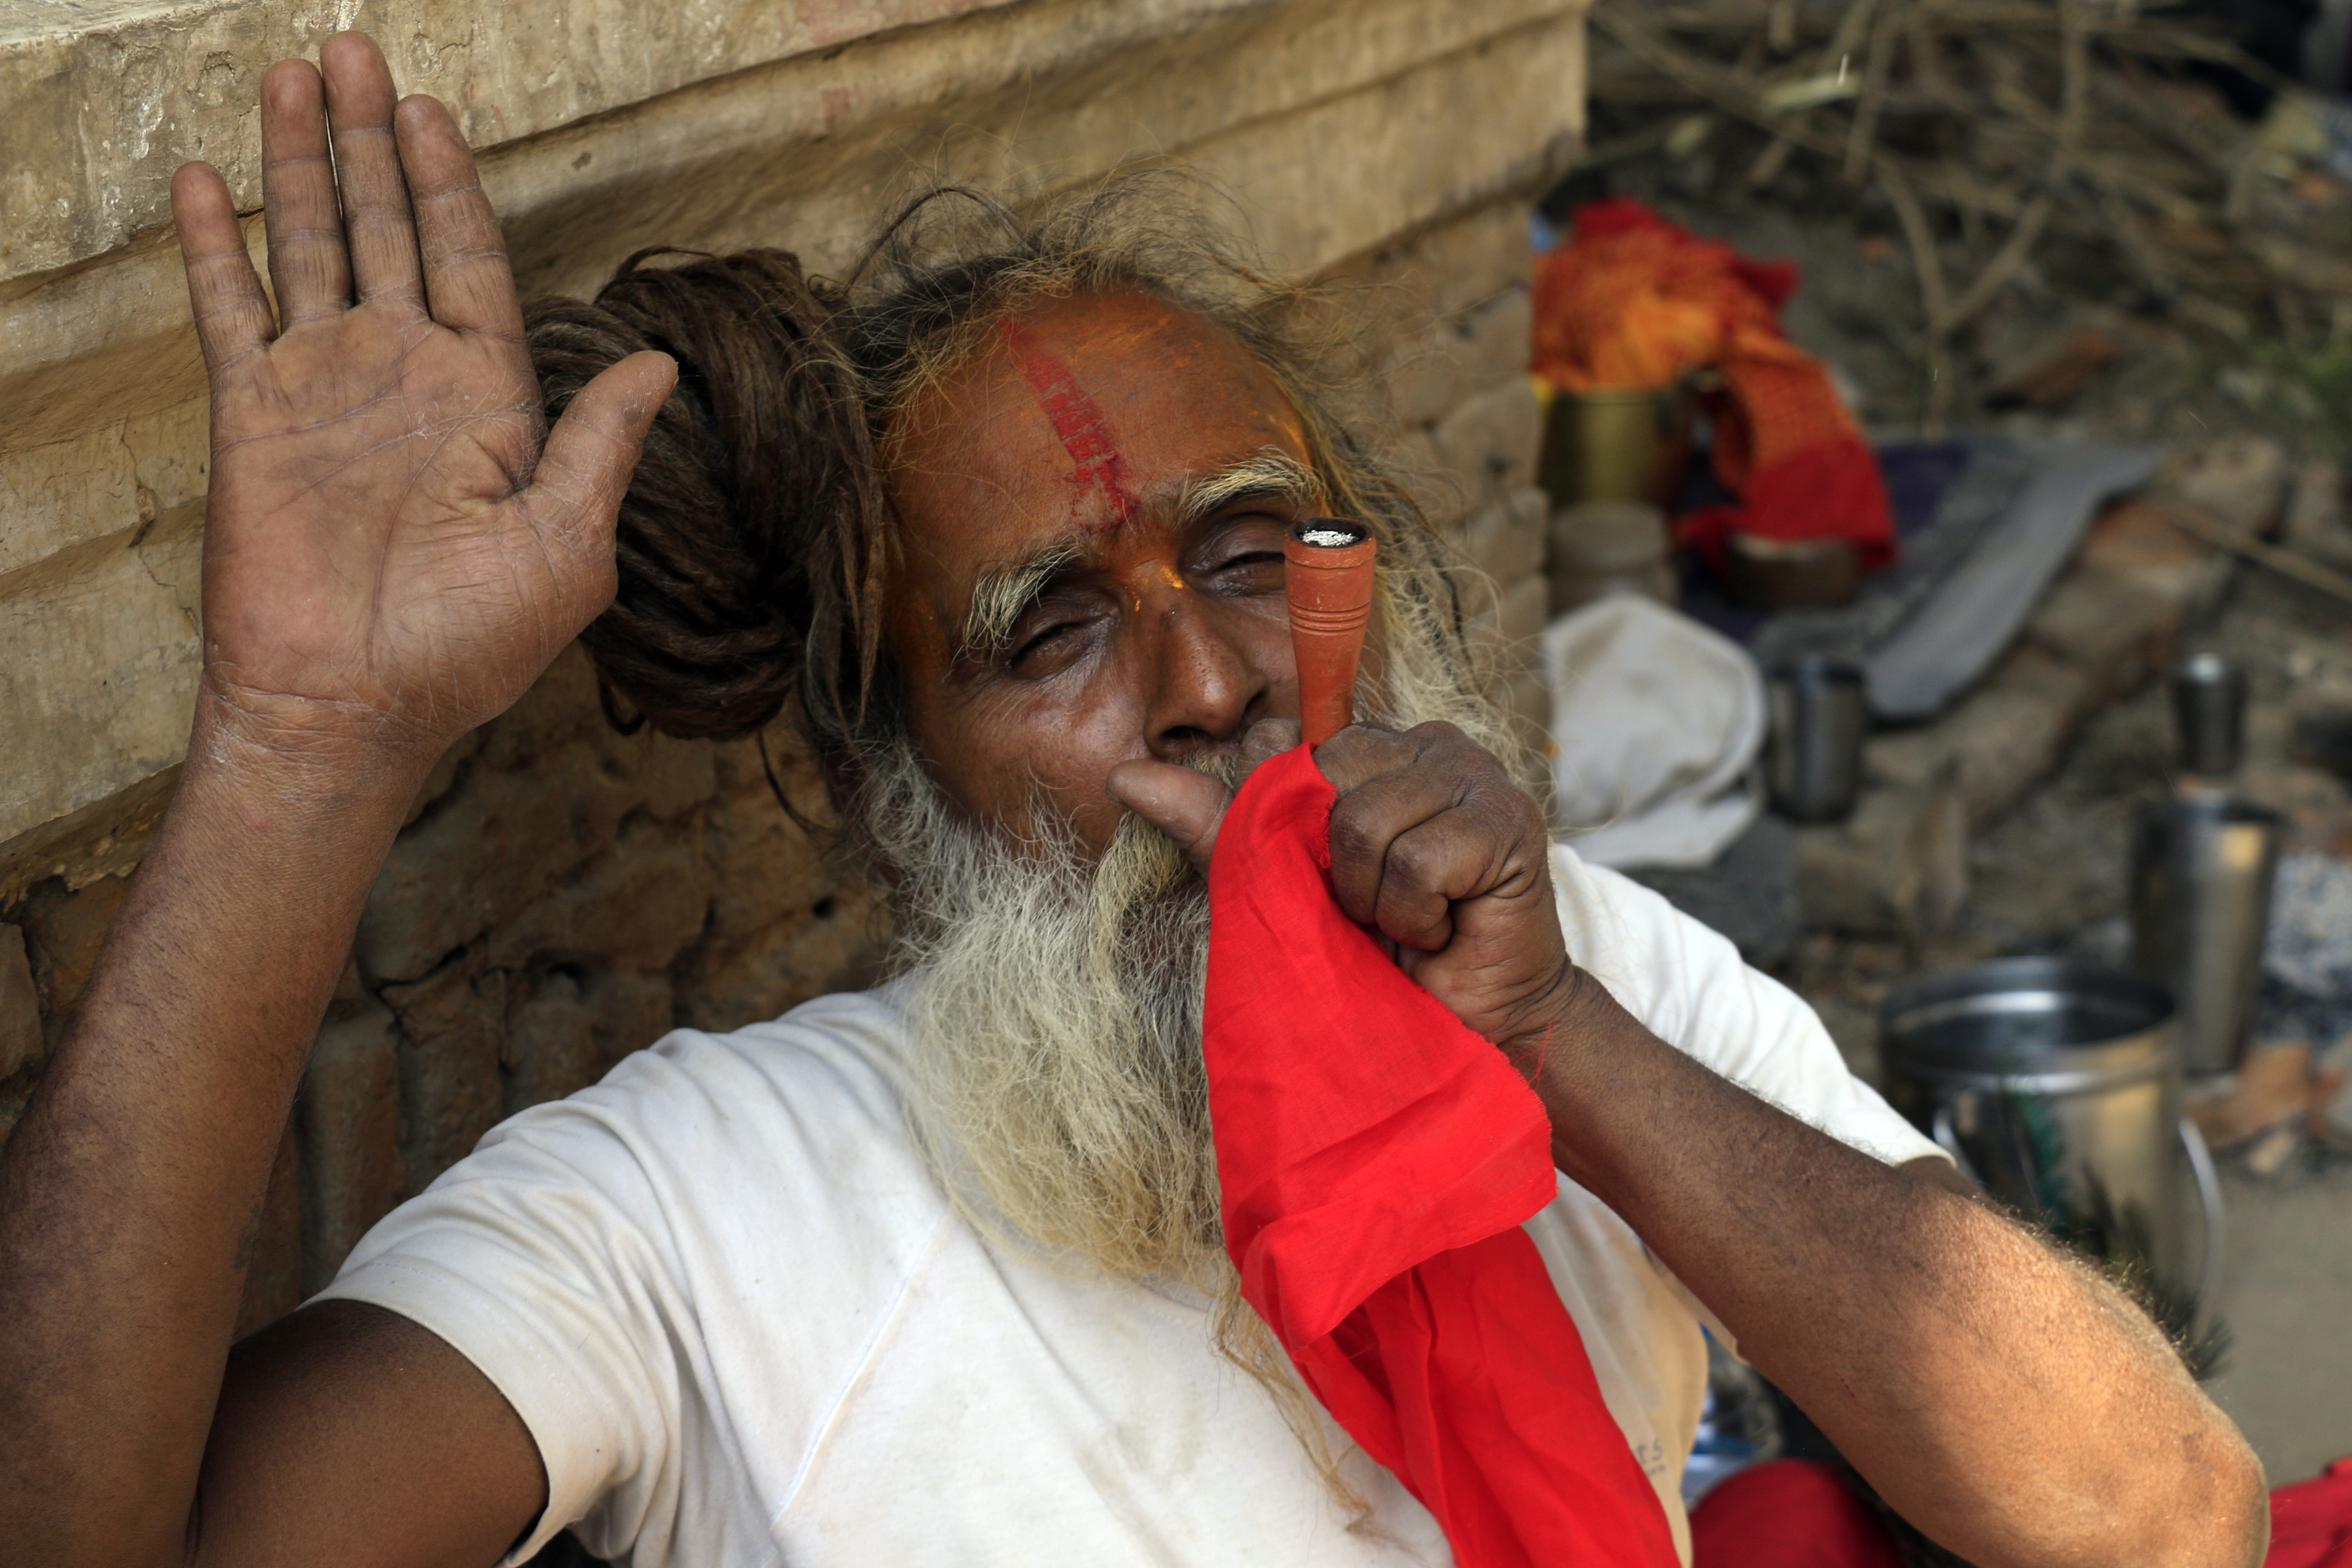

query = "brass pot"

[{"left": 1537, "top": 382, "right": 1697, "bottom": 508}]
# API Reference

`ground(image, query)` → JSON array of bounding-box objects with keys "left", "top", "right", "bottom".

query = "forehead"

[{"left": 885, "top": 291, "right": 1311, "bottom": 564}]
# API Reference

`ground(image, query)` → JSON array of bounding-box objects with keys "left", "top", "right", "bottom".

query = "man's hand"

[
  {"left": 1109, "top": 718, "right": 1575, "bottom": 1055},
  {"left": 0, "top": 35, "right": 662, "bottom": 1567},
  {"left": 173, "top": 33, "right": 673, "bottom": 772}
]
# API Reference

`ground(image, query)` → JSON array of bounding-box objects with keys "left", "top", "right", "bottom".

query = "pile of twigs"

[{"left": 1584, "top": 0, "right": 2352, "bottom": 423}]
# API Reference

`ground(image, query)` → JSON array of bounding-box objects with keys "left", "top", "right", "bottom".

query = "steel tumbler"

[{"left": 2130, "top": 793, "right": 2283, "bottom": 1074}]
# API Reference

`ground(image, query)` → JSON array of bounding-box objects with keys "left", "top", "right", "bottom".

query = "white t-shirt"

[{"left": 321, "top": 847, "right": 1941, "bottom": 1567}]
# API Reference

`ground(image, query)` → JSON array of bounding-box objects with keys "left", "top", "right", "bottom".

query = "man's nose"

[{"left": 1136, "top": 585, "right": 1271, "bottom": 761}]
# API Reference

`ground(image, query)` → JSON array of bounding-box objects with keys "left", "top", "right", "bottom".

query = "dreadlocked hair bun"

[{"left": 527, "top": 248, "right": 884, "bottom": 743}]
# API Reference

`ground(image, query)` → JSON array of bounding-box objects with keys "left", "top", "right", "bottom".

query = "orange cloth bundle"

[{"left": 1531, "top": 199, "right": 1897, "bottom": 572}]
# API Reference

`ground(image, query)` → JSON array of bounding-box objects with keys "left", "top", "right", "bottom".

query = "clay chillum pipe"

[{"left": 1285, "top": 518, "right": 1377, "bottom": 749}]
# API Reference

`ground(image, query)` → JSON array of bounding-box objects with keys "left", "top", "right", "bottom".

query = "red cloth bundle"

[
  {"left": 1204, "top": 747, "right": 1677, "bottom": 1568},
  {"left": 1689, "top": 1461, "right": 1901, "bottom": 1568},
  {"left": 1530, "top": 197, "right": 1897, "bottom": 573},
  {"left": 2271, "top": 1458, "right": 2352, "bottom": 1568}
]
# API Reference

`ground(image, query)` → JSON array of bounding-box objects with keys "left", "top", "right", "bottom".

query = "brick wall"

[{"left": 0, "top": 0, "right": 1584, "bottom": 1330}]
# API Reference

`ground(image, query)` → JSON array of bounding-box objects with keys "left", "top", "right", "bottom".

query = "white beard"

[{"left": 862, "top": 740, "right": 1226, "bottom": 1290}]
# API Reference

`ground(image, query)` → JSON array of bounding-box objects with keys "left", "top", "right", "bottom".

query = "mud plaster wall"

[{"left": 0, "top": 0, "right": 1586, "bottom": 1333}]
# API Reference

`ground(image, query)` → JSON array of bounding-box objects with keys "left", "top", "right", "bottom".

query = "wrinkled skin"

[{"left": 0, "top": 31, "right": 2268, "bottom": 1568}]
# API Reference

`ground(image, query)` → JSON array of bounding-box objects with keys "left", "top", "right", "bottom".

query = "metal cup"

[
  {"left": 1537, "top": 384, "right": 1695, "bottom": 508},
  {"left": 2170, "top": 653, "right": 2249, "bottom": 777},
  {"left": 1880, "top": 957, "right": 2224, "bottom": 1331},
  {"left": 1765, "top": 655, "right": 1867, "bottom": 823},
  {"left": 2129, "top": 794, "right": 2284, "bottom": 1074}
]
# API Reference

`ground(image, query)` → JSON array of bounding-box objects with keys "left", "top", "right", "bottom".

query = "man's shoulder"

[
  {"left": 621, "top": 982, "right": 918, "bottom": 1119},
  {"left": 463, "top": 980, "right": 934, "bottom": 1211}
]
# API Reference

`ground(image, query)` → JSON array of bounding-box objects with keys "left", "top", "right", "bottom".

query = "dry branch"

[{"left": 1586, "top": 0, "right": 2352, "bottom": 396}]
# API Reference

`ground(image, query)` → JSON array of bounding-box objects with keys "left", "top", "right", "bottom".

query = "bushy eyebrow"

[
  {"left": 952, "top": 450, "right": 1324, "bottom": 665},
  {"left": 956, "top": 537, "right": 1087, "bottom": 664},
  {"left": 1173, "top": 448, "right": 1325, "bottom": 532}
]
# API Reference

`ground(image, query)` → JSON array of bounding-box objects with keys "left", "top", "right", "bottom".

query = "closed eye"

[{"left": 1010, "top": 617, "right": 1086, "bottom": 664}]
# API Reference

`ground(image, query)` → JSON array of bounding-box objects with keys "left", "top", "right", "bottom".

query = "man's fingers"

[
  {"left": 172, "top": 163, "right": 274, "bottom": 372},
  {"left": 259, "top": 59, "right": 351, "bottom": 327},
  {"left": 321, "top": 34, "right": 425, "bottom": 310},
  {"left": 395, "top": 94, "right": 527, "bottom": 340},
  {"left": 527, "top": 351, "right": 678, "bottom": 549},
  {"left": 1312, "top": 722, "right": 1424, "bottom": 794},
  {"left": 1326, "top": 760, "right": 1465, "bottom": 928},
  {"left": 1106, "top": 760, "right": 1232, "bottom": 870},
  {"left": 1367, "top": 823, "right": 1497, "bottom": 952}
]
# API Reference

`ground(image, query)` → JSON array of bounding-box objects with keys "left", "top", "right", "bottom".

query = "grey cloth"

[
  {"left": 1745, "top": 436, "right": 2163, "bottom": 721},
  {"left": 1864, "top": 442, "right": 2163, "bottom": 720},
  {"left": 1748, "top": 438, "right": 2035, "bottom": 674}
]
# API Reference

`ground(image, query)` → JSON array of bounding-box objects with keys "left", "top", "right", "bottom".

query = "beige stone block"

[
  {"left": 1, "top": 0, "right": 1580, "bottom": 444},
  {"left": 1795, "top": 782, "right": 1968, "bottom": 938},
  {"left": 0, "top": 506, "right": 203, "bottom": 845},
  {"left": 0, "top": 0, "right": 1036, "bottom": 282},
  {"left": 1387, "top": 287, "right": 1532, "bottom": 433},
  {"left": 1386, "top": 425, "right": 1463, "bottom": 530},
  {"left": 1499, "top": 667, "right": 1552, "bottom": 736},
  {"left": 0, "top": 396, "right": 210, "bottom": 580},
  {"left": 1462, "top": 485, "right": 1549, "bottom": 583},
  {"left": 1496, "top": 574, "right": 1550, "bottom": 649},
  {"left": 2020, "top": 566, "right": 2174, "bottom": 705},
  {"left": 1865, "top": 647, "right": 2093, "bottom": 825},
  {"left": 1447, "top": 287, "right": 1534, "bottom": 399},
  {"left": 1328, "top": 193, "right": 1537, "bottom": 325},
  {"left": 0, "top": 761, "right": 177, "bottom": 907},
  {"left": 1430, "top": 375, "right": 1543, "bottom": 509},
  {"left": 1176, "top": 17, "right": 1578, "bottom": 304},
  {"left": 1385, "top": 335, "right": 1465, "bottom": 431}
]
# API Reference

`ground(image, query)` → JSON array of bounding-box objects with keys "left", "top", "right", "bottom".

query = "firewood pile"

[{"left": 1584, "top": 0, "right": 2352, "bottom": 425}]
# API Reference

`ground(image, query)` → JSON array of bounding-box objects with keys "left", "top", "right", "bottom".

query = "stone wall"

[{"left": 0, "top": 0, "right": 1584, "bottom": 1331}]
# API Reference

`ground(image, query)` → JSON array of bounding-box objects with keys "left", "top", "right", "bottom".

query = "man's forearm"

[
  {"left": 1532, "top": 968, "right": 2266, "bottom": 1568},
  {"left": 0, "top": 712, "right": 430, "bottom": 1564}
]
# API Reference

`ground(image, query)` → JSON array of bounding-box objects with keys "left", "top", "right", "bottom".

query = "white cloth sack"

[{"left": 1543, "top": 593, "right": 1766, "bottom": 870}]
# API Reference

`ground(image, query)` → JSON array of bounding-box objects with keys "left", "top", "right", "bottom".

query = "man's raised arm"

[{"left": 0, "top": 35, "right": 672, "bottom": 1566}]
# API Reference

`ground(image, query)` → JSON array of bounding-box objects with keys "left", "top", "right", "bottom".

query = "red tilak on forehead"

[{"left": 996, "top": 316, "right": 1141, "bottom": 532}]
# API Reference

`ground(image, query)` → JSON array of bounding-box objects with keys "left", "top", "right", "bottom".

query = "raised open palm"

[{"left": 172, "top": 34, "right": 674, "bottom": 762}]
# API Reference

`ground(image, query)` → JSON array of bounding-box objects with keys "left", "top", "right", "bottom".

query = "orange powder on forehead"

[{"left": 995, "top": 316, "right": 1142, "bottom": 532}]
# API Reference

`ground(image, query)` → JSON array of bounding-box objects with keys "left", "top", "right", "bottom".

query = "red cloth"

[
  {"left": 1688, "top": 1453, "right": 2352, "bottom": 1567},
  {"left": 2272, "top": 1458, "right": 2352, "bottom": 1568},
  {"left": 1689, "top": 1461, "right": 1901, "bottom": 1568},
  {"left": 1529, "top": 197, "right": 1897, "bottom": 573},
  {"left": 1203, "top": 746, "right": 1678, "bottom": 1568}
]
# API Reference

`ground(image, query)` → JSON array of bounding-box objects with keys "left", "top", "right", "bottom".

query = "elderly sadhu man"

[{"left": 0, "top": 33, "right": 2264, "bottom": 1568}]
